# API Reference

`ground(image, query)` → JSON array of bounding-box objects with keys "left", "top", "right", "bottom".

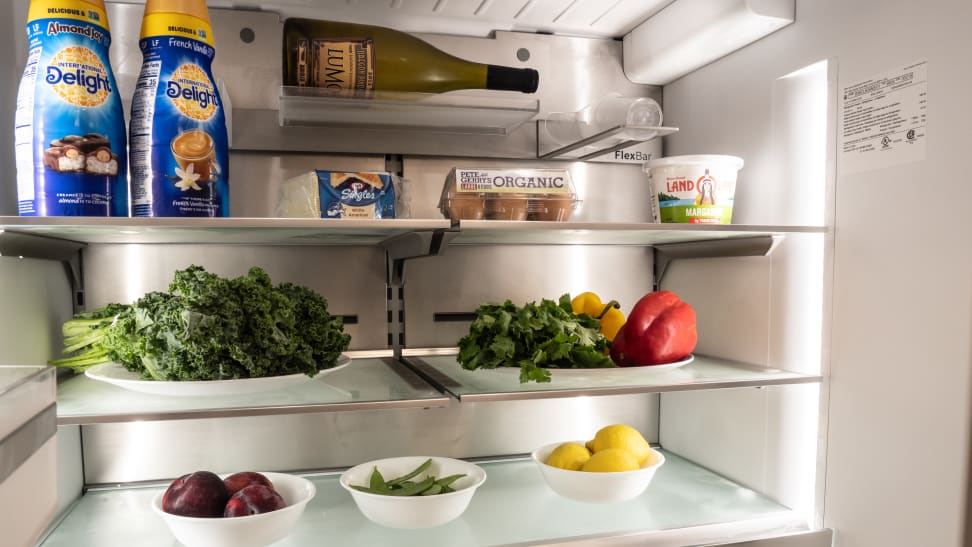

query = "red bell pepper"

[{"left": 610, "top": 290, "right": 697, "bottom": 366}]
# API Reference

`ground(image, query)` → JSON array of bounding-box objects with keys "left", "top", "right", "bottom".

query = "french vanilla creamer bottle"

[
  {"left": 129, "top": 0, "right": 228, "bottom": 217},
  {"left": 15, "top": 0, "right": 128, "bottom": 216}
]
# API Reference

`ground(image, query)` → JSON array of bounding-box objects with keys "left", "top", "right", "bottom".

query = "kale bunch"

[
  {"left": 457, "top": 294, "right": 614, "bottom": 383},
  {"left": 52, "top": 265, "right": 351, "bottom": 381}
]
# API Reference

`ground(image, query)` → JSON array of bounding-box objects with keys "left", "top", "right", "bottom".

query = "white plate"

[
  {"left": 598, "top": 353, "right": 695, "bottom": 372},
  {"left": 474, "top": 354, "right": 694, "bottom": 375},
  {"left": 85, "top": 355, "right": 352, "bottom": 397}
]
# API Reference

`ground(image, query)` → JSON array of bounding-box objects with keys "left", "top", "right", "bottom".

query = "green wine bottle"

[{"left": 283, "top": 19, "right": 539, "bottom": 94}]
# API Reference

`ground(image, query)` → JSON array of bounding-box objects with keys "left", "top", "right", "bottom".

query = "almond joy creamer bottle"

[
  {"left": 15, "top": 0, "right": 128, "bottom": 216},
  {"left": 130, "top": 0, "right": 228, "bottom": 217}
]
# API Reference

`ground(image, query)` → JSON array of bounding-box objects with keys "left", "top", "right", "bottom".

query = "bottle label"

[
  {"left": 15, "top": 0, "right": 128, "bottom": 216},
  {"left": 130, "top": 12, "right": 228, "bottom": 217},
  {"left": 298, "top": 37, "right": 375, "bottom": 95},
  {"left": 453, "top": 169, "right": 574, "bottom": 195}
]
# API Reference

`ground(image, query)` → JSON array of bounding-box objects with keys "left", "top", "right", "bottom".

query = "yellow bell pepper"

[{"left": 571, "top": 292, "right": 626, "bottom": 342}]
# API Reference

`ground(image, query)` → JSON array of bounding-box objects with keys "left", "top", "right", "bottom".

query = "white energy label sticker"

[{"left": 840, "top": 60, "right": 927, "bottom": 174}]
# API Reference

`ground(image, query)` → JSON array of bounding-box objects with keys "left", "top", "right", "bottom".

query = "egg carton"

[{"left": 438, "top": 168, "right": 579, "bottom": 221}]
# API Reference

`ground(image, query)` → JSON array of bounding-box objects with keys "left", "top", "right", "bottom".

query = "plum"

[
  {"left": 223, "top": 484, "right": 287, "bottom": 517},
  {"left": 223, "top": 471, "right": 274, "bottom": 497},
  {"left": 162, "top": 471, "right": 229, "bottom": 518}
]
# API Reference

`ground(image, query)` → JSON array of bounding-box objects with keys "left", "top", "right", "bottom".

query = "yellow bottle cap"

[
  {"left": 28, "top": 0, "right": 110, "bottom": 29},
  {"left": 142, "top": 0, "right": 211, "bottom": 24}
]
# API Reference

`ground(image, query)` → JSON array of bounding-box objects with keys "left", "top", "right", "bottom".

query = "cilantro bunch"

[
  {"left": 52, "top": 265, "right": 351, "bottom": 381},
  {"left": 457, "top": 294, "right": 614, "bottom": 383}
]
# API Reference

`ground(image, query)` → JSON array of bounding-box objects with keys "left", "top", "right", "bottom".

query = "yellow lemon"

[
  {"left": 585, "top": 439, "right": 596, "bottom": 453},
  {"left": 545, "top": 442, "right": 591, "bottom": 471},
  {"left": 580, "top": 448, "right": 640, "bottom": 472},
  {"left": 590, "top": 424, "right": 653, "bottom": 466}
]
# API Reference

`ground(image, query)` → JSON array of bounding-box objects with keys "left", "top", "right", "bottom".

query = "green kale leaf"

[
  {"left": 51, "top": 265, "right": 351, "bottom": 381},
  {"left": 457, "top": 294, "right": 614, "bottom": 383}
]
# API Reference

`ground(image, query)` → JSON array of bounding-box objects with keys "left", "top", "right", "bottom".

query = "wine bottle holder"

[
  {"left": 278, "top": 87, "right": 539, "bottom": 135},
  {"left": 537, "top": 122, "right": 679, "bottom": 160}
]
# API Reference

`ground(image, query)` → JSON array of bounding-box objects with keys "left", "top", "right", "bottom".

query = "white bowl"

[
  {"left": 340, "top": 456, "right": 486, "bottom": 529},
  {"left": 151, "top": 472, "right": 316, "bottom": 547},
  {"left": 531, "top": 441, "right": 665, "bottom": 503}
]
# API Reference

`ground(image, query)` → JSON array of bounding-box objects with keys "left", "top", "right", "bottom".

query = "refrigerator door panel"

[
  {"left": 1, "top": 438, "right": 57, "bottom": 547},
  {"left": 0, "top": 367, "right": 57, "bottom": 547}
]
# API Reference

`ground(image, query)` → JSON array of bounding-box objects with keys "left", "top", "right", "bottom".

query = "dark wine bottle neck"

[{"left": 485, "top": 66, "right": 539, "bottom": 93}]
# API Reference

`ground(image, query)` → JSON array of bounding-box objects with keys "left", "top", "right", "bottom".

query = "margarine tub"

[{"left": 644, "top": 155, "right": 743, "bottom": 224}]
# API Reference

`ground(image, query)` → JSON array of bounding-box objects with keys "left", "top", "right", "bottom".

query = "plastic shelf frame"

[{"left": 278, "top": 86, "right": 540, "bottom": 135}]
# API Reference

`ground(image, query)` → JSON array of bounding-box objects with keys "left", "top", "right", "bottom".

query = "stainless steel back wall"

[
  {"left": 401, "top": 156, "right": 654, "bottom": 348},
  {"left": 101, "top": 5, "right": 663, "bottom": 160},
  {"left": 230, "top": 153, "right": 387, "bottom": 218},
  {"left": 81, "top": 244, "right": 389, "bottom": 350},
  {"left": 402, "top": 245, "right": 654, "bottom": 348},
  {"left": 403, "top": 157, "right": 653, "bottom": 222},
  {"left": 81, "top": 393, "right": 660, "bottom": 484}
]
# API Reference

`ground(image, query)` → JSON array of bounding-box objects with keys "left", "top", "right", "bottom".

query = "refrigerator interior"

[{"left": 2, "top": 0, "right": 931, "bottom": 546}]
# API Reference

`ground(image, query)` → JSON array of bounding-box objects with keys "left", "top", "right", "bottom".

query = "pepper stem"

[{"left": 596, "top": 300, "right": 621, "bottom": 319}]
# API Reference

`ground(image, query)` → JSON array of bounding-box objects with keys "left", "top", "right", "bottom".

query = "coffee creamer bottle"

[
  {"left": 130, "top": 0, "right": 228, "bottom": 217},
  {"left": 15, "top": 0, "right": 128, "bottom": 216}
]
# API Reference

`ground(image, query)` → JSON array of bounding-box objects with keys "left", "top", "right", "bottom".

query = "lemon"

[
  {"left": 590, "top": 424, "right": 653, "bottom": 466},
  {"left": 581, "top": 448, "right": 640, "bottom": 472},
  {"left": 545, "top": 442, "right": 591, "bottom": 471},
  {"left": 585, "top": 439, "right": 596, "bottom": 453}
]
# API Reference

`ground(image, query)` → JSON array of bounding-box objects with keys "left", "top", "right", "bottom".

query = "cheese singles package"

[{"left": 275, "top": 170, "right": 406, "bottom": 219}]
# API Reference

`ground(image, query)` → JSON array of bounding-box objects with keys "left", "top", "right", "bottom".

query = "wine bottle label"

[{"left": 297, "top": 37, "right": 375, "bottom": 94}]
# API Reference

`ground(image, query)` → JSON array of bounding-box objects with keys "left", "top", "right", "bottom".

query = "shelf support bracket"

[
  {"left": 381, "top": 230, "right": 457, "bottom": 357},
  {"left": 653, "top": 234, "right": 783, "bottom": 291},
  {"left": 0, "top": 230, "right": 87, "bottom": 311}
]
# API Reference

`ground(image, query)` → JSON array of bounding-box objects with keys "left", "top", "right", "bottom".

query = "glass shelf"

[
  {"left": 0, "top": 217, "right": 825, "bottom": 247},
  {"left": 402, "top": 354, "right": 821, "bottom": 402},
  {"left": 56, "top": 357, "right": 449, "bottom": 425},
  {"left": 0, "top": 217, "right": 451, "bottom": 245},
  {"left": 448, "top": 221, "right": 825, "bottom": 246},
  {"left": 40, "top": 450, "right": 808, "bottom": 547},
  {"left": 279, "top": 87, "right": 540, "bottom": 135}
]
